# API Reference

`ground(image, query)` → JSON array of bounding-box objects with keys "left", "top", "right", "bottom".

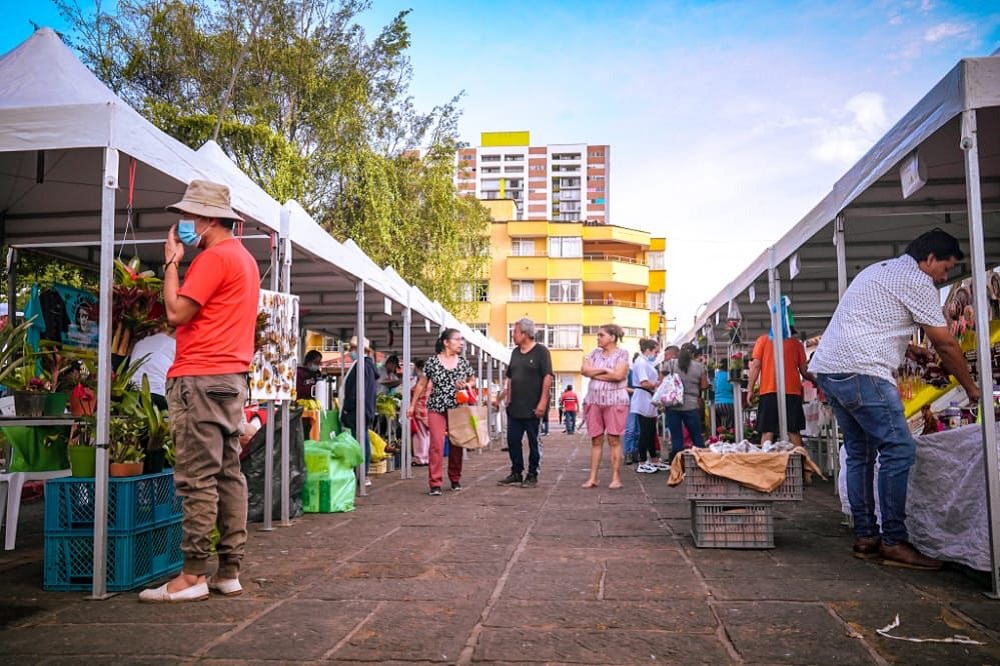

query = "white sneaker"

[
  {"left": 635, "top": 463, "right": 658, "bottom": 474},
  {"left": 207, "top": 576, "right": 243, "bottom": 596},
  {"left": 365, "top": 478, "right": 372, "bottom": 487},
  {"left": 651, "top": 460, "right": 671, "bottom": 471}
]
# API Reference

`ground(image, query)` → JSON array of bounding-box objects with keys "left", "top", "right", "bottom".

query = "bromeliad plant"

[
  {"left": 0, "top": 317, "right": 38, "bottom": 388},
  {"left": 108, "top": 417, "right": 147, "bottom": 464},
  {"left": 111, "top": 257, "right": 166, "bottom": 356}
]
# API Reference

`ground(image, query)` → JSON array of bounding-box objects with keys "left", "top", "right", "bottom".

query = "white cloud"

[
  {"left": 924, "top": 21, "right": 972, "bottom": 43},
  {"left": 812, "top": 92, "right": 889, "bottom": 166},
  {"left": 920, "top": 0, "right": 935, "bottom": 13}
]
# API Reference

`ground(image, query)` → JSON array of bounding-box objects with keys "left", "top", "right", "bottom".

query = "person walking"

[
  {"left": 810, "top": 229, "right": 979, "bottom": 570},
  {"left": 580, "top": 324, "right": 630, "bottom": 489},
  {"left": 559, "top": 384, "right": 579, "bottom": 434},
  {"left": 407, "top": 328, "right": 476, "bottom": 496},
  {"left": 747, "top": 326, "right": 815, "bottom": 446},
  {"left": 342, "top": 336, "right": 377, "bottom": 487},
  {"left": 497, "top": 318, "right": 553, "bottom": 487},
  {"left": 140, "top": 180, "right": 259, "bottom": 602},
  {"left": 713, "top": 358, "right": 734, "bottom": 430},
  {"left": 663, "top": 343, "right": 708, "bottom": 462},
  {"left": 631, "top": 338, "right": 667, "bottom": 474},
  {"left": 409, "top": 359, "right": 430, "bottom": 466},
  {"left": 622, "top": 352, "right": 640, "bottom": 465}
]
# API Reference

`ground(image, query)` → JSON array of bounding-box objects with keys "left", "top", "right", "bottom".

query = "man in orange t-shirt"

[
  {"left": 140, "top": 180, "right": 260, "bottom": 604},
  {"left": 747, "top": 329, "right": 815, "bottom": 446}
]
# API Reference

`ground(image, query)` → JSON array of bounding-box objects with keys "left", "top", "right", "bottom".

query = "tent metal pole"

[
  {"left": 5, "top": 248, "right": 16, "bottom": 323},
  {"left": 487, "top": 356, "right": 495, "bottom": 441},
  {"left": 733, "top": 380, "right": 744, "bottom": 443},
  {"left": 401, "top": 303, "right": 412, "bottom": 480},
  {"left": 962, "top": 108, "right": 1000, "bottom": 598},
  {"left": 834, "top": 215, "right": 847, "bottom": 299},
  {"left": 768, "top": 249, "right": 789, "bottom": 443},
  {"left": 279, "top": 218, "right": 292, "bottom": 526},
  {"left": 90, "top": 147, "right": 118, "bottom": 599},
  {"left": 261, "top": 233, "right": 278, "bottom": 532},
  {"left": 356, "top": 281, "right": 368, "bottom": 497},
  {"left": 477, "top": 347, "right": 485, "bottom": 454}
]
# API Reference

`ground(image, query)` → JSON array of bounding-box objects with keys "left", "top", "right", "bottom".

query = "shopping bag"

[
  {"left": 447, "top": 404, "right": 489, "bottom": 449},
  {"left": 653, "top": 366, "right": 685, "bottom": 408}
]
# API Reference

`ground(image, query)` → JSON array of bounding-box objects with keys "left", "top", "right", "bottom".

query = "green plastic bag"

[
  {"left": 304, "top": 444, "right": 333, "bottom": 474},
  {"left": 319, "top": 410, "right": 340, "bottom": 441},
  {"left": 328, "top": 432, "right": 364, "bottom": 467},
  {"left": 1, "top": 426, "right": 69, "bottom": 472}
]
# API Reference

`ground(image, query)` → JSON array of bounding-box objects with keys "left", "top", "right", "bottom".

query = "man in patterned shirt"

[{"left": 810, "top": 229, "right": 979, "bottom": 570}]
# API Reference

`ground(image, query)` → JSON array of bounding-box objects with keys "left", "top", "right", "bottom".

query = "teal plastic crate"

[
  {"left": 44, "top": 517, "right": 183, "bottom": 591},
  {"left": 44, "top": 471, "right": 182, "bottom": 534}
]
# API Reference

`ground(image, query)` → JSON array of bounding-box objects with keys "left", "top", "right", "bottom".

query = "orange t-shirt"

[
  {"left": 168, "top": 238, "right": 261, "bottom": 378},
  {"left": 751, "top": 334, "right": 807, "bottom": 396}
]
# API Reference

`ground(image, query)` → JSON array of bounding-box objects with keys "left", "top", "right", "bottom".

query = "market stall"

[{"left": 675, "top": 54, "right": 1000, "bottom": 594}]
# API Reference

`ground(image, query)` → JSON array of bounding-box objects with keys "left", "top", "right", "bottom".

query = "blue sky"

[{"left": 4, "top": 1, "right": 1000, "bottom": 331}]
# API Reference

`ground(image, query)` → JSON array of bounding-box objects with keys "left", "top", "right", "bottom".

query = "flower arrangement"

[
  {"left": 729, "top": 351, "right": 745, "bottom": 371},
  {"left": 111, "top": 257, "right": 166, "bottom": 356}
]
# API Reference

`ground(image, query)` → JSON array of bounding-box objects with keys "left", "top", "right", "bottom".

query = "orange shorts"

[{"left": 584, "top": 403, "right": 629, "bottom": 437}]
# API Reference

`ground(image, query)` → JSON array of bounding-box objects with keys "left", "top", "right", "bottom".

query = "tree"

[{"left": 54, "top": 0, "right": 490, "bottom": 312}]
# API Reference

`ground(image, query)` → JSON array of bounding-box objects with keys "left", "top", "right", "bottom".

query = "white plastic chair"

[{"left": 0, "top": 468, "right": 71, "bottom": 550}]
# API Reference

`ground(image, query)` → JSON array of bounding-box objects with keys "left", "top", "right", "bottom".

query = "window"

[
  {"left": 548, "top": 279, "right": 582, "bottom": 303},
  {"left": 481, "top": 154, "right": 500, "bottom": 162},
  {"left": 505, "top": 166, "right": 524, "bottom": 173},
  {"left": 511, "top": 280, "right": 535, "bottom": 302},
  {"left": 481, "top": 166, "right": 500, "bottom": 174},
  {"left": 469, "top": 323, "right": 489, "bottom": 336},
  {"left": 648, "top": 251, "right": 665, "bottom": 270},
  {"left": 458, "top": 281, "right": 489, "bottom": 303},
  {"left": 511, "top": 239, "right": 535, "bottom": 256},
  {"left": 589, "top": 150, "right": 605, "bottom": 157},
  {"left": 504, "top": 154, "right": 524, "bottom": 161},
  {"left": 648, "top": 291, "right": 664, "bottom": 312},
  {"left": 549, "top": 325, "right": 582, "bottom": 350},
  {"left": 587, "top": 174, "right": 606, "bottom": 181},
  {"left": 548, "top": 237, "right": 582, "bottom": 258},
  {"left": 529, "top": 164, "right": 546, "bottom": 172}
]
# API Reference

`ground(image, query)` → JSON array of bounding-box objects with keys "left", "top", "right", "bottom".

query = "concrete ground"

[{"left": 1, "top": 429, "right": 998, "bottom": 664}]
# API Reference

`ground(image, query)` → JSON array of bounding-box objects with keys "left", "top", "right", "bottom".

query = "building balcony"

[
  {"left": 507, "top": 220, "right": 550, "bottom": 237},
  {"left": 546, "top": 258, "right": 583, "bottom": 280},
  {"left": 582, "top": 256, "right": 649, "bottom": 288},
  {"left": 582, "top": 301, "right": 650, "bottom": 329},
  {"left": 506, "top": 300, "right": 548, "bottom": 324},
  {"left": 582, "top": 225, "right": 649, "bottom": 247},
  {"left": 506, "top": 256, "right": 549, "bottom": 280}
]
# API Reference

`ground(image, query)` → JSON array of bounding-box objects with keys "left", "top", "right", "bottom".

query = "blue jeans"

[
  {"left": 817, "top": 373, "right": 915, "bottom": 545},
  {"left": 507, "top": 416, "right": 541, "bottom": 476},
  {"left": 622, "top": 412, "right": 639, "bottom": 455},
  {"left": 665, "top": 409, "right": 705, "bottom": 459},
  {"left": 564, "top": 411, "right": 576, "bottom": 434}
]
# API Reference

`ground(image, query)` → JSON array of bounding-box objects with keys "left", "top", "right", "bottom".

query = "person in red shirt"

[
  {"left": 747, "top": 327, "right": 815, "bottom": 446},
  {"left": 559, "top": 384, "right": 579, "bottom": 434},
  {"left": 140, "top": 180, "right": 260, "bottom": 603}
]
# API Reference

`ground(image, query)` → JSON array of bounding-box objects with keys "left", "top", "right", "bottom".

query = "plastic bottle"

[{"left": 943, "top": 401, "right": 961, "bottom": 430}]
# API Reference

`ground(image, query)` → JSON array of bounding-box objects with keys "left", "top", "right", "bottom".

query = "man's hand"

[
  {"left": 533, "top": 404, "right": 546, "bottom": 418},
  {"left": 165, "top": 224, "right": 184, "bottom": 266},
  {"left": 966, "top": 386, "right": 982, "bottom": 405}
]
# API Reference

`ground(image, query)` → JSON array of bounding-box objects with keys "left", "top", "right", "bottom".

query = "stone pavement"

[{"left": 1, "top": 429, "right": 999, "bottom": 664}]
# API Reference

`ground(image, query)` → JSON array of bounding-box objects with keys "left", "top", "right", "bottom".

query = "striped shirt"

[{"left": 583, "top": 347, "right": 630, "bottom": 406}]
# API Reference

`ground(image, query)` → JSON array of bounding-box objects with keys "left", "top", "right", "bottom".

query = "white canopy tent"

[
  {"left": 676, "top": 54, "right": 1000, "bottom": 595},
  {"left": 0, "top": 28, "right": 510, "bottom": 593}
]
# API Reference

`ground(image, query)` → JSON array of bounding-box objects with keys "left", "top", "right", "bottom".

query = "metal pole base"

[{"left": 85, "top": 592, "right": 118, "bottom": 600}]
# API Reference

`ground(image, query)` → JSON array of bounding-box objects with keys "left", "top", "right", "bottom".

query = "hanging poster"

[
  {"left": 251, "top": 289, "right": 300, "bottom": 401},
  {"left": 29, "top": 283, "right": 100, "bottom": 350}
]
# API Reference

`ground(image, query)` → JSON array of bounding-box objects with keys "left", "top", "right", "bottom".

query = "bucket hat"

[
  {"left": 167, "top": 180, "right": 244, "bottom": 222},
  {"left": 349, "top": 336, "right": 371, "bottom": 353}
]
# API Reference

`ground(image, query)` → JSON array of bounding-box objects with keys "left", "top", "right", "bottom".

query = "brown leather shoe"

[
  {"left": 852, "top": 535, "right": 882, "bottom": 560},
  {"left": 879, "top": 541, "right": 943, "bottom": 570}
]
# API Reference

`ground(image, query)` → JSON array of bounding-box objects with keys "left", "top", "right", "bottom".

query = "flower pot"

[
  {"left": 68, "top": 446, "right": 97, "bottom": 478},
  {"left": 13, "top": 391, "right": 46, "bottom": 417},
  {"left": 728, "top": 369, "right": 742, "bottom": 382},
  {"left": 109, "top": 462, "right": 144, "bottom": 478},
  {"left": 143, "top": 449, "right": 165, "bottom": 474},
  {"left": 69, "top": 392, "right": 96, "bottom": 417},
  {"left": 44, "top": 392, "right": 69, "bottom": 416}
]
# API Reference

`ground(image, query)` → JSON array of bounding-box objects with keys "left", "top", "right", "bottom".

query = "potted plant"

[
  {"left": 0, "top": 316, "right": 36, "bottom": 388},
  {"left": 728, "top": 352, "right": 744, "bottom": 382},
  {"left": 39, "top": 346, "right": 74, "bottom": 415},
  {"left": 7, "top": 359, "right": 49, "bottom": 417},
  {"left": 68, "top": 420, "right": 97, "bottom": 477},
  {"left": 108, "top": 417, "right": 146, "bottom": 477},
  {"left": 139, "top": 375, "right": 169, "bottom": 473}
]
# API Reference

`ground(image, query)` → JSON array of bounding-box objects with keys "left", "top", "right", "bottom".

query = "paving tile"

[
  {"left": 486, "top": 599, "right": 717, "bottom": 632},
  {"left": 505, "top": 561, "right": 601, "bottom": 601},
  {"left": 602, "top": 559, "right": 707, "bottom": 600},
  {"left": 0, "top": 622, "right": 229, "bottom": 657},
  {"left": 716, "top": 601, "right": 875, "bottom": 664}
]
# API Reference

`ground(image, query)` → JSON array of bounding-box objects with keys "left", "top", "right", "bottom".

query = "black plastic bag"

[{"left": 241, "top": 406, "right": 306, "bottom": 522}]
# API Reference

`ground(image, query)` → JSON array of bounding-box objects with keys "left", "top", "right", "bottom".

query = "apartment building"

[
  {"left": 464, "top": 200, "right": 668, "bottom": 401},
  {"left": 457, "top": 131, "right": 609, "bottom": 224}
]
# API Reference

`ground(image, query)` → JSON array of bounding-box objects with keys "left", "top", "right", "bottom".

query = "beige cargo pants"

[{"left": 167, "top": 374, "right": 248, "bottom": 578}]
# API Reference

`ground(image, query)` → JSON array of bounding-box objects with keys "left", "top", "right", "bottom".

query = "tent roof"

[{"left": 678, "top": 55, "right": 1000, "bottom": 346}]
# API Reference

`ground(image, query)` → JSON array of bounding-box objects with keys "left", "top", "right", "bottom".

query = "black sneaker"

[
  {"left": 429, "top": 487, "right": 442, "bottom": 496},
  {"left": 451, "top": 482, "right": 463, "bottom": 492},
  {"left": 498, "top": 473, "right": 523, "bottom": 486},
  {"left": 522, "top": 474, "right": 538, "bottom": 487}
]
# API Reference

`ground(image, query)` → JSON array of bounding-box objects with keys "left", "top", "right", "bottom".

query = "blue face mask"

[
  {"left": 177, "top": 219, "right": 203, "bottom": 247},
  {"left": 348, "top": 351, "right": 358, "bottom": 361}
]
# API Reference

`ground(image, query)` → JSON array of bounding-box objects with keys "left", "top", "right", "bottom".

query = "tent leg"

[
  {"left": 356, "top": 280, "right": 368, "bottom": 497},
  {"left": 834, "top": 215, "right": 847, "bottom": 298},
  {"left": 89, "top": 147, "right": 118, "bottom": 600},
  {"left": 962, "top": 108, "right": 1000, "bottom": 599},
  {"left": 261, "top": 403, "right": 275, "bottom": 532},
  {"left": 280, "top": 401, "right": 290, "bottom": 526},
  {"left": 767, "top": 250, "right": 788, "bottom": 443},
  {"left": 401, "top": 305, "right": 412, "bottom": 480}
]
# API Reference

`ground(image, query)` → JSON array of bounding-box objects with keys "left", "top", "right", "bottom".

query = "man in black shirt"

[{"left": 497, "top": 318, "right": 553, "bottom": 487}]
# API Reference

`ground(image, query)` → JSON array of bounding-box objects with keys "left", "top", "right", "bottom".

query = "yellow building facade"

[{"left": 470, "top": 200, "right": 667, "bottom": 399}]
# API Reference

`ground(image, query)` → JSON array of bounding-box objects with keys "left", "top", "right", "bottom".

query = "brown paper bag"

[{"left": 447, "top": 404, "right": 489, "bottom": 449}]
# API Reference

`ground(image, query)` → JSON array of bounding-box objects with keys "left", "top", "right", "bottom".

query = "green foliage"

[
  {"left": 54, "top": 0, "right": 486, "bottom": 310},
  {"left": 108, "top": 417, "right": 147, "bottom": 463},
  {"left": 0, "top": 317, "right": 37, "bottom": 388}
]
